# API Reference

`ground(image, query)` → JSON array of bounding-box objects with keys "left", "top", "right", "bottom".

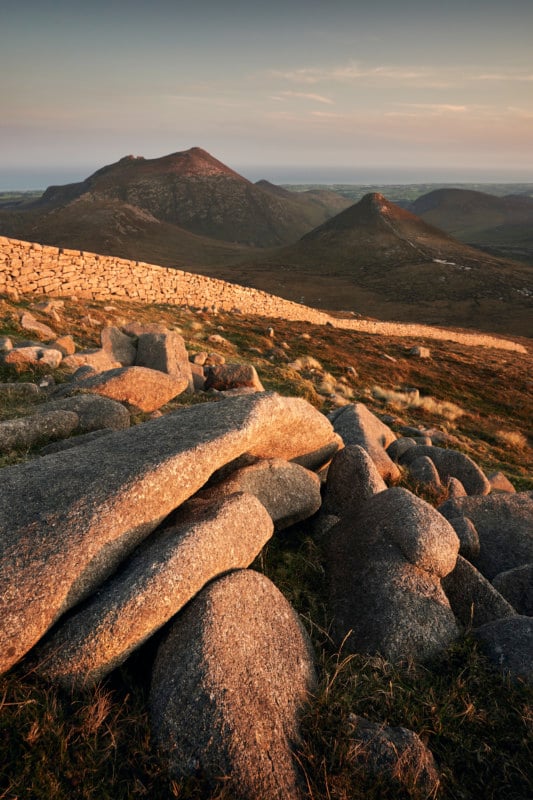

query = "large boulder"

[
  {"left": 0, "top": 410, "right": 78, "bottom": 453},
  {"left": 322, "top": 444, "right": 386, "bottom": 519},
  {"left": 35, "top": 493, "right": 273, "bottom": 689},
  {"left": 203, "top": 458, "right": 321, "bottom": 531},
  {"left": 439, "top": 492, "right": 533, "bottom": 580},
  {"left": 59, "top": 366, "right": 188, "bottom": 413},
  {"left": 473, "top": 616, "right": 533, "bottom": 684},
  {"left": 329, "top": 403, "right": 399, "bottom": 481},
  {"left": 327, "top": 487, "right": 459, "bottom": 662},
  {"left": 150, "top": 569, "right": 316, "bottom": 800},
  {"left": 400, "top": 446, "right": 490, "bottom": 495},
  {"left": 135, "top": 330, "right": 194, "bottom": 391},
  {"left": 492, "top": 565, "right": 533, "bottom": 616},
  {"left": 0, "top": 392, "right": 336, "bottom": 674},
  {"left": 442, "top": 555, "right": 517, "bottom": 628},
  {"left": 62, "top": 348, "right": 121, "bottom": 373}
]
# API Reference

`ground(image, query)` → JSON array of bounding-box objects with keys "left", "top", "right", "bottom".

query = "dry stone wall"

[{"left": 0, "top": 236, "right": 526, "bottom": 353}]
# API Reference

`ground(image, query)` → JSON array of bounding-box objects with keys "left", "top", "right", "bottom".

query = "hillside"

[
  {"left": 0, "top": 148, "right": 350, "bottom": 249},
  {"left": 0, "top": 284, "right": 531, "bottom": 800},
  {"left": 410, "top": 188, "right": 533, "bottom": 263},
  {"left": 209, "top": 193, "right": 533, "bottom": 337}
]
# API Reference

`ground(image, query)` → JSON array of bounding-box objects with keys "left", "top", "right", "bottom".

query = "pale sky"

[{"left": 1, "top": 0, "right": 532, "bottom": 188}]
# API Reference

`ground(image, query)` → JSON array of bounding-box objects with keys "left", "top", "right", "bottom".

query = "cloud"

[
  {"left": 270, "top": 62, "right": 451, "bottom": 88},
  {"left": 270, "top": 91, "right": 334, "bottom": 104},
  {"left": 473, "top": 71, "right": 533, "bottom": 82},
  {"left": 390, "top": 103, "right": 468, "bottom": 114}
]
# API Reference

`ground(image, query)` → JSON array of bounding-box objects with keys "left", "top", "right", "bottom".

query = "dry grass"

[
  {"left": 494, "top": 429, "right": 528, "bottom": 449},
  {"left": 372, "top": 385, "right": 464, "bottom": 421}
]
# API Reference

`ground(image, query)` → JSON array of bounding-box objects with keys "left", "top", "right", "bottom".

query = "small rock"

[
  {"left": 204, "top": 363, "right": 264, "bottom": 393},
  {"left": 447, "top": 515, "right": 480, "bottom": 560},
  {"left": 347, "top": 714, "right": 440, "bottom": 799},
  {"left": 330, "top": 402, "right": 399, "bottom": 482},
  {"left": 488, "top": 471, "right": 516, "bottom": 493},
  {"left": 409, "top": 346, "right": 431, "bottom": 358},
  {"left": 207, "top": 333, "right": 227, "bottom": 344},
  {"left": 19, "top": 312, "right": 56, "bottom": 340},
  {"left": 0, "top": 336, "right": 13, "bottom": 352},
  {"left": 37, "top": 394, "right": 131, "bottom": 433},
  {"left": 3, "top": 346, "right": 63, "bottom": 370},
  {"left": 52, "top": 335, "right": 76, "bottom": 356}
]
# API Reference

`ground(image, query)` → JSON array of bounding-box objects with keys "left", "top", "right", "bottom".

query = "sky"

[{"left": 1, "top": 0, "right": 533, "bottom": 188}]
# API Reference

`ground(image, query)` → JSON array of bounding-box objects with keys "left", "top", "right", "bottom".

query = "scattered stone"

[
  {"left": 39, "top": 428, "right": 115, "bottom": 455},
  {"left": 191, "top": 351, "right": 207, "bottom": 365},
  {"left": 400, "top": 445, "right": 490, "bottom": 495},
  {"left": 204, "top": 458, "right": 321, "bottom": 530},
  {"left": 0, "top": 336, "right": 13, "bottom": 352},
  {"left": 327, "top": 487, "right": 459, "bottom": 662},
  {"left": 33, "top": 299, "right": 64, "bottom": 315},
  {"left": 0, "top": 410, "right": 78, "bottom": 454},
  {"left": 266, "top": 326, "right": 275, "bottom": 338},
  {"left": 52, "top": 335, "right": 76, "bottom": 356},
  {"left": 19, "top": 312, "right": 56, "bottom": 340},
  {"left": 0, "top": 382, "right": 40, "bottom": 399},
  {"left": 347, "top": 715, "right": 440, "bottom": 799},
  {"left": 488, "top": 471, "right": 516, "bottom": 493},
  {"left": 0, "top": 392, "right": 336, "bottom": 674},
  {"left": 439, "top": 492, "right": 533, "bottom": 579},
  {"left": 322, "top": 444, "right": 386, "bottom": 519},
  {"left": 37, "top": 394, "right": 131, "bottom": 433},
  {"left": 35, "top": 493, "right": 274, "bottom": 689},
  {"left": 330, "top": 403, "right": 399, "bottom": 482},
  {"left": 492, "top": 565, "right": 533, "bottom": 616},
  {"left": 135, "top": 330, "right": 194, "bottom": 390},
  {"left": 3, "top": 346, "right": 63, "bottom": 369},
  {"left": 409, "top": 346, "right": 431, "bottom": 358},
  {"left": 101, "top": 325, "right": 137, "bottom": 366},
  {"left": 473, "top": 616, "right": 533, "bottom": 684},
  {"left": 61, "top": 366, "right": 188, "bottom": 413},
  {"left": 62, "top": 348, "right": 122, "bottom": 373},
  {"left": 150, "top": 570, "right": 316, "bottom": 800},
  {"left": 207, "top": 333, "right": 227, "bottom": 344},
  {"left": 205, "top": 352, "right": 225, "bottom": 366},
  {"left": 407, "top": 455, "right": 442, "bottom": 492},
  {"left": 204, "top": 363, "right": 264, "bottom": 393},
  {"left": 190, "top": 362, "right": 206, "bottom": 390},
  {"left": 442, "top": 555, "right": 517, "bottom": 628},
  {"left": 446, "top": 515, "right": 480, "bottom": 560}
]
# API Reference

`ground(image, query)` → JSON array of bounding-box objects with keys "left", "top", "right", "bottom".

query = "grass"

[{"left": 0, "top": 291, "right": 532, "bottom": 798}]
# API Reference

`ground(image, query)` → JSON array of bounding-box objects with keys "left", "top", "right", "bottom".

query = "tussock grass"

[
  {"left": 372, "top": 385, "right": 464, "bottom": 421},
  {"left": 494, "top": 429, "right": 528, "bottom": 450}
]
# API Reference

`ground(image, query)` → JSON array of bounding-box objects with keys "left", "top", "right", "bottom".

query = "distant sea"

[{"left": 1, "top": 164, "right": 533, "bottom": 191}]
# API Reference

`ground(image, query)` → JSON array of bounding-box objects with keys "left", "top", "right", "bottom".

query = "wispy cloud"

[
  {"left": 270, "top": 90, "right": 334, "bottom": 104},
  {"left": 390, "top": 103, "right": 468, "bottom": 114},
  {"left": 270, "top": 62, "right": 450, "bottom": 88},
  {"left": 473, "top": 71, "right": 533, "bottom": 82}
]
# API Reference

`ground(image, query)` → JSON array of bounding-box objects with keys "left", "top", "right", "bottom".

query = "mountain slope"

[
  {"left": 23, "top": 148, "right": 348, "bottom": 248},
  {"left": 410, "top": 188, "right": 533, "bottom": 263},
  {"left": 207, "top": 193, "right": 533, "bottom": 336}
]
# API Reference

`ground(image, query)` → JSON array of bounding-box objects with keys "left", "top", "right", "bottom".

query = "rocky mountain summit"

[{"left": 0, "top": 292, "right": 531, "bottom": 799}]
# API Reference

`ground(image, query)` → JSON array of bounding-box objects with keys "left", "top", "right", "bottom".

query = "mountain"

[
  {"left": 15, "top": 148, "right": 348, "bottom": 249},
  {"left": 205, "top": 193, "right": 533, "bottom": 336},
  {"left": 409, "top": 188, "right": 533, "bottom": 263}
]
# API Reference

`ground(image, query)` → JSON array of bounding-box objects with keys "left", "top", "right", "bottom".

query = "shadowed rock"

[
  {"left": 203, "top": 458, "right": 321, "bottom": 530},
  {"left": 322, "top": 444, "right": 386, "bottom": 519},
  {"left": 400, "top": 445, "right": 490, "bottom": 495},
  {"left": 0, "top": 392, "right": 336, "bottom": 674},
  {"left": 492, "top": 564, "right": 533, "bottom": 616},
  {"left": 0, "top": 382, "right": 40, "bottom": 399},
  {"left": 150, "top": 569, "right": 316, "bottom": 800},
  {"left": 204, "top": 363, "right": 264, "bottom": 393},
  {"left": 347, "top": 715, "right": 440, "bottom": 799},
  {"left": 447, "top": 515, "right": 480, "bottom": 560},
  {"left": 36, "top": 394, "right": 131, "bottom": 433},
  {"left": 439, "top": 492, "right": 533, "bottom": 579},
  {"left": 473, "top": 616, "right": 533, "bottom": 684},
  {"left": 35, "top": 493, "right": 273, "bottom": 689},
  {"left": 330, "top": 403, "right": 399, "bottom": 481},
  {"left": 442, "top": 555, "right": 517, "bottom": 628},
  {"left": 39, "top": 428, "right": 115, "bottom": 455},
  {"left": 0, "top": 410, "right": 78, "bottom": 453},
  {"left": 407, "top": 455, "right": 442, "bottom": 492},
  {"left": 327, "top": 487, "right": 459, "bottom": 661}
]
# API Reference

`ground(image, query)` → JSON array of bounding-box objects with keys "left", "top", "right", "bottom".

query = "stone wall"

[{"left": 0, "top": 235, "right": 525, "bottom": 353}]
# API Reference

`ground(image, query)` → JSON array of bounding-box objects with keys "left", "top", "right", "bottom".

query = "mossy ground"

[{"left": 0, "top": 292, "right": 532, "bottom": 798}]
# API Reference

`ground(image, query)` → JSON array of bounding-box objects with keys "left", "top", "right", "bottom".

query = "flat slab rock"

[
  {"left": 35, "top": 492, "right": 274, "bottom": 689},
  {"left": 150, "top": 569, "right": 316, "bottom": 800},
  {"left": 0, "top": 392, "right": 336, "bottom": 675}
]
